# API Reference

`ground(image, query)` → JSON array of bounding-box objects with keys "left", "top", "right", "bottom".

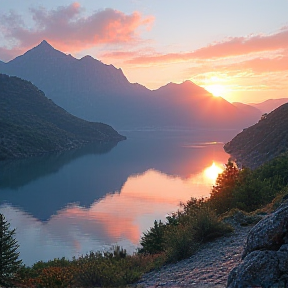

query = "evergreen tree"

[
  {"left": 210, "top": 160, "right": 240, "bottom": 214},
  {"left": 0, "top": 213, "right": 22, "bottom": 287}
]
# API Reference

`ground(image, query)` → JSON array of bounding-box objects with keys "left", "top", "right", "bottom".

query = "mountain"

[
  {"left": 0, "top": 74, "right": 125, "bottom": 160},
  {"left": 249, "top": 98, "right": 288, "bottom": 114},
  {"left": 232, "top": 102, "right": 262, "bottom": 117},
  {"left": 224, "top": 103, "right": 288, "bottom": 169},
  {"left": 0, "top": 40, "right": 261, "bottom": 130}
]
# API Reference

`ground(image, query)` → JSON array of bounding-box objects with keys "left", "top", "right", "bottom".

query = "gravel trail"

[{"left": 135, "top": 224, "right": 251, "bottom": 288}]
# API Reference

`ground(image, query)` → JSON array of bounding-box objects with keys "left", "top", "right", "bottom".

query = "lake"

[{"left": 0, "top": 129, "right": 238, "bottom": 266}]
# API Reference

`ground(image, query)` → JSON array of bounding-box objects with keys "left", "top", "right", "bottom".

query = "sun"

[
  {"left": 205, "top": 84, "right": 225, "bottom": 97},
  {"left": 204, "top": 162, "right": 223, "bottom": 182}
]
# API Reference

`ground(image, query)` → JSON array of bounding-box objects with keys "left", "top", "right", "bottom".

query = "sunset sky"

[{"left": 0, "top": 0, "right": 287, "bottom": 103}]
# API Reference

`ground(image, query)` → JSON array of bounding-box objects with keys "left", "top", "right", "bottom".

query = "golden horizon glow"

[
  {"left": 205, "top": 84, "right": 226, "bottom": 97},
  {"left": 204, "top": 162, "right": 223, "bottom": 182}
]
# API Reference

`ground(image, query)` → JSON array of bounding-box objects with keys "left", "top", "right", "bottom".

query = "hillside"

[
  {"left": 0, "top": 40, "right": 261, "bottom": 130},
  {"left": 0, "top": 74, "right": 125, "bottom": 160},
  {"left": 224, "top": 103, "right": 288, "bottom": 169}
]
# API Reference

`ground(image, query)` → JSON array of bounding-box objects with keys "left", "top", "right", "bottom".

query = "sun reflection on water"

[{"left": 204, "top": 162, "right": 223, "bottom": 183}]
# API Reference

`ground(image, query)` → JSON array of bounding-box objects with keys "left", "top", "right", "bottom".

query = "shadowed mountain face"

[
  {"left": 232, "top": 102, "right": 262, "bottom": 123},
  {"left": 0, "top": 74, "right": 125, "bottom": 160},
  {"left": 224, "top": 103, "right": 288, "bottom": 169},
  {"left": 0, "top": 40, "right": 261, "bottom": 130}
]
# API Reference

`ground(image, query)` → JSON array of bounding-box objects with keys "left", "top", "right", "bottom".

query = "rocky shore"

[{"left": 136, "top": 224, "right": 251, "bottom": 288}]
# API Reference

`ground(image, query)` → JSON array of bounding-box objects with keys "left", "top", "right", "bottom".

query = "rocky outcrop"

[{"left": 227, "top": 200, "right": 288, "bottom": 287}]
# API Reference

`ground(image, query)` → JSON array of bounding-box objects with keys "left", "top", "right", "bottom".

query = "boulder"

[
  {"left": 242, "top": 201, "right": 288, "bottom": 258},
  {"left": 227, "top": 200, "right": 288, "bottom": 288}
]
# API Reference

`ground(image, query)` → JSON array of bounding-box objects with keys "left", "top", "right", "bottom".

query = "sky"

[{"left": 0, "top": 0, "right": 287, "bottom": 103}]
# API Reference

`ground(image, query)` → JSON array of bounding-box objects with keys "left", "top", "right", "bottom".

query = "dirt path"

[{"left": 135, "top": 224, "right": 251, "bottom": 288}]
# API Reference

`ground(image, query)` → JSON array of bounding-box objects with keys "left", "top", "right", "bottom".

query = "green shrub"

[
  {"left": 16, "top": 247, "right": 164, "bottom": 287},
  {"left": 209, "top": 161, "right": 240, "bottom": 213},
  {"left": 139, "top": 220, "right": 166, "bottom": 254},
  {"left": 164, "top": 223, "right": 198, "bottom": 262},
  {"left": 232, "top": 169, "right": 274, "bottom": 212},
  {"left": 139, "top": 198, "right": 232, "bottom": 263}
]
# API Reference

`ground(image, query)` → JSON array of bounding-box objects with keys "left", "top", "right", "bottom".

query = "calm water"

[{"left": 0, "top": 129, "right": 238, "bottom": 266}]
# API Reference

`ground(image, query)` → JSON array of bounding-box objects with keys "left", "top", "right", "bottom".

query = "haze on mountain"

[
  {"left": 224, "top": 103, "right": 288, "bottom": 169},
  {"left": 0, "top": 40, "right": 262, "bottom": 130},
  {"left": 0, "top": 74, "right": 125, "bottom": 160},
  {"left": 249, "top": 98, "right": 288, "bottom": 114}
]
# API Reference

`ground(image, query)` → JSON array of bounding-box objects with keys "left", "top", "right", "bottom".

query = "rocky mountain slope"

[
  {"left": 224, "top": 103, "right": 288, "bottom": 169},
  {"left": 0, "top": 74, "right": 125, "bottom": 160},
  {"left": 0, "top": 40, "right": 261, "bottom": 130}
]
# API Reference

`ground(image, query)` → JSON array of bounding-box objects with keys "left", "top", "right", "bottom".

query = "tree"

[
  {"left": 0, "top": 213, "right": 22, "bottom": 287},
  {"left": 210, "top": 160, "right": 240, "bottom": 214},
  {"left": 139, "top": 220, "right": 166, "bottom": 254}
]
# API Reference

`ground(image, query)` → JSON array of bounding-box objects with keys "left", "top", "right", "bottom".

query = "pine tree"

[
  {"left": 210, "top": 160, "right": 240, "bottom": 214},
  {"left": 0, "top": 213, "right": 22, "bottom": 287}
]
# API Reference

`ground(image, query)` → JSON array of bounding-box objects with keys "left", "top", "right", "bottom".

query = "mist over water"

[{"left": 0, "top": 129, "right": 238, "bottom": 266}]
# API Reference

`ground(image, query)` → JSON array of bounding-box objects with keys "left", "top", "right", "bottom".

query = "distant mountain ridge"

[
  {"left": 224, "top": 103, "right": 288, "bottom": 169},
  {"left": 249, "top": 98, "right": 288, "bottom": 114},
  {"left": 0, "top": 40, "right": 261, "bottom": 130},
  {"left": 0, "top": 74, "right": 125, "bottom": 160}
]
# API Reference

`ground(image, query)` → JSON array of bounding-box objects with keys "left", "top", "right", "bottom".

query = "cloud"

[
  {"left": 0, "top": 2, "right": 154, "bottom": 57},
  {"left": 221, "top": 55, "right": 288, "bottom": 73},
  {"left": 125, "top": 28, "right": 288, "bottom": 65},
  {"left": 101, "top": 50, "right": 141, "bottom": 60},
  {"left": 0, "top": 47, "right": 24, "bottom": 62}
]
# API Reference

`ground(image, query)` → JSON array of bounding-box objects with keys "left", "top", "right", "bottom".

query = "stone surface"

[
  {"left": 277, "top": 244, "right": 288, "bottom": 272},
  {"left": 227, "top": 201, "right": 288, "bottom": 288},
  {"left": 227, "top": 250, "right": 280, "bottom": 288},
  {"left": 242, "top": 201, "right": 288, "bottom": 258},
  {"left": 135, "top": 225, "right": 251, "bottom": 287}
]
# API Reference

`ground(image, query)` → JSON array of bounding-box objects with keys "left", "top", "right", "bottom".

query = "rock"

[
  {"left": 227, "top": 250, "right": 280, "bottom": 288},
  {"left": 223, "top": 209, "right": 262, "bottom": 227},
  {"left": 242, "top": 201, "right": 288, "bottom": 258},
  {"left": 277, "top": 244, "right": 288, "bottom": 272},
  {"left": 227, "top": 201, "right": 288, "bottom": 288}
]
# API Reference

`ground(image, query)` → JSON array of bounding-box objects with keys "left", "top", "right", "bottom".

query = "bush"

[
  {"left": 209, "top": 161, "right": 240, "bottom": 213},
  {"left": 139, "top": 198, "right": 232, "bottom": 263},
  {"left": 139, "top": 220, "right": 166, "bottom": 254},
  {"left": 164, "top": 223, "right": 198, "bottom": 262},
  {"left": 16, "top": 247, "right": 165, "bottom": 288},
  {"left": 232, "top": 169, "right": 274, "bottom": 212},
  {"left": 209, "top": 155, "right": 288, "bottom": 214}
]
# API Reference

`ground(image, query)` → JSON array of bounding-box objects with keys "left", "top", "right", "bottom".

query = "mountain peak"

[{"left": 36, "top": 40, "right": 55, "bottom": 51}]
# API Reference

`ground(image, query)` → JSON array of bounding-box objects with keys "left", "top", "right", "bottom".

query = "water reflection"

[
  {"left": 204, "top": 162, "right": 224, "bottom": 182},
  {"left": 0, "top": 130, "right": 237, "bottom": 265}
]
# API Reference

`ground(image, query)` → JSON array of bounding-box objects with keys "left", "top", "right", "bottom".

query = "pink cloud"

[
  {"left": 222, "top": 55, "right": 288, "bottom": 73},
  {"left": 101, "top": 51, "right": 141, "bottom": 60},
  {"left": 0, "top": 47, "right": 25, "bottom": 62},
  {"left": 0, "top": 2, "right": 154, "bottom": 57},
  {"left": 126, "top": 28, "right": 288, "bottom": 65}
]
